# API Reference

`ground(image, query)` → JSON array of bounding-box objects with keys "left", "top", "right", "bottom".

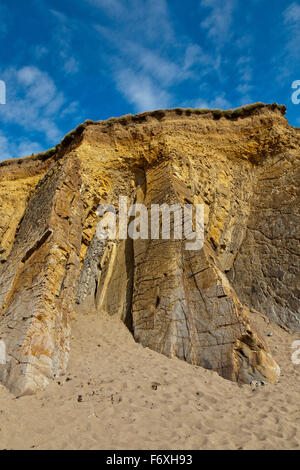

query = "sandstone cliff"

[{"left": 0, "top": 103, "right": 299, "bottom": 395}]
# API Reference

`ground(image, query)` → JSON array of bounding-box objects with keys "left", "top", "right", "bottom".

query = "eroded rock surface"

[{"left": 0, "top": 104, "right": 298, "bottom": 394}]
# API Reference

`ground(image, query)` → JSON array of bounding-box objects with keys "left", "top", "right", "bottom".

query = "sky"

[{"left": 0, "top": 0, "right": 299, "bottom": 160}]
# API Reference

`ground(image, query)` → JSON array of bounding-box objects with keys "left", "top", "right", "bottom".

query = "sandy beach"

[{"left": 0, "top": 310, "right": 299, "bottom": 450}]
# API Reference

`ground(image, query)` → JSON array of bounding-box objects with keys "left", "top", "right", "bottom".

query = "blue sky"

[{"left": 0, "top": 0, "right": 299, "bottom": 160}]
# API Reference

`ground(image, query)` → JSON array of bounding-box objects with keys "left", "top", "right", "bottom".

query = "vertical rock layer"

[
  {"left": 228, "top": 151, "right": 300, "bottom": 331},
  {"left": 0, "top": 104, "right": 298, "bottom": 394},
  {"left": 0, "top": 157, "right": 82, "bottom": 395}
]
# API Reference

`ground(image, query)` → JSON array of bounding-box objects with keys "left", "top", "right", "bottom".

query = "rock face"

[
  {"left": 0, "top": 158, "right": 82, "bottom": 395},
  {"left": 0, "top": 103, "right": 298, "bottom": 395}
]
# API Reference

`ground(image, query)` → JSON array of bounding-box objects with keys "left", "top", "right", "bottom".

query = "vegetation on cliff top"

[{"left": 0, "top": 102, "right": 287, "bottom": 166}]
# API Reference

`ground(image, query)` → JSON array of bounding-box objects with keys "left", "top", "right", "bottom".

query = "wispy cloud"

[
  {"left": 183, "top": 44, "right": 215, "bottom": 71},
  {"left": 0, "top": 132, "right": 43, "bottom": 161},
  {"left": 89, "top": 0, "right": 173, "bottom": 42},
  {"left": 93, "top": 0, "right": 223, "bottom": 112},
  {"left": 87, "top": 0, "right": 126, "bottom": 19},
  {"left": 33, "top": 45, "right": 49, "bottom": 59},
  {"left": 49, "top": 9, "right": 80, "bottom": 75},
  {"left": 236, "top": 56, "right": 254, "bottom": 103},
  {"left": 283, "top": 2, "right": 300, "bottom": 59},
  {"left": 284, "top": 2, "right": 300, "bottom": 24},
  {"left": 191, "top": 93, "right": 232, "bottom": 109},
  {"left": 200, "top": 0, "right": 236, "bottom": 45},
  {"left": 0, "top": 4, "right": 10, "bottom": 36},
  {"left": 275, "top": 2, "right": 300, "bottom": 81},
  {"left": 0, "top": 66, "right": 79, "bottom": 153},
  {"left": 92, "top": 1, "right": 174, "bottom": 111},
  {"left": 114, "top": 68, "right": 171, "bottom": 111}
]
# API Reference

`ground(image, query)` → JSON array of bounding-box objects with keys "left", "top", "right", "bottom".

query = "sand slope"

[{"left": 0, "top": 311, "right": 299, "bottom": 450}]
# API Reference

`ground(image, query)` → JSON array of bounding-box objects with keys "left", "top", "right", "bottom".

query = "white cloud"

[
  {"left": 284, "top": 2, "right": 300, "bottom": 23},
  {"left": 212, "top": 95, "right": 232, "bottom": 108},
  {"left": 114, "top": 42, "right": 193, "bottom": 87},
  {"left": 183, "top": 44, "right": 215, "bottom": 71},
  {"left": 200, "top": 0, "right": 236, "bottom": 45},
  {"left": 63, "top": 57, "right": 79, "bottom": 75},
  {"left": 0, "top": 132, "right": 43, "bottom": 161},
  {"left": 90, "top": 0, "right": 173, "bottom": 42},
  {"left": 236, "top": 83, "right": 252, "bottom": 95},
  {"left": 49, "top": 9, "right": 80, "bottom": 75},
  {"left": 278, "top": 2, "right": 300, "bottom": 80},
  {"left": 33, "top": 45, "right": 49, "bottom": 59},
  {"left": 0, "top": 4, "right": 9, "bottom": 36},
  {"left": 190, "top": 93, "right": 232, "bottom": 109},
  {"left": 87, "top": 0, "right": 126, "bottom": 18},
  {"left": 236, "top": 56, "right": 253, "bottom": 102},
  {"left": 90, "top": 0, "right": 246, "bottom": 113},
  {"left": 93, "top": 0, "right": 224, "bottom": 112},
  {"left": 115, "top": 68, "right": 171, "bottom": 111},
  {"left": 0, "top": 66, "right": 78, "bottom": 144},
  {"left": 95, "top": 21, "right": 177, "bottom": 110},
  {"left": 283, "top": 2, "right": 300, "bottom": 59},
  {"left": 140, "top": 0, "right": 174, "bottom": 42}
]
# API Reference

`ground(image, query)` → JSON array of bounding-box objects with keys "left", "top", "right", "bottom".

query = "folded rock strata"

[{"left": 0, "top": 103, "right": 299, "bottom": 395}]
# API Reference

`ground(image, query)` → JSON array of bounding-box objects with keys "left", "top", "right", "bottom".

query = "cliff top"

[{"left": 0, "top": 102, "right": 293, "bottom": 168}]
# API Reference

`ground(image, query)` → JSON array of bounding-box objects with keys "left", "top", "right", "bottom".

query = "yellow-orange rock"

[{"left": 1, "top": 103, "right": 299, "bottom": 395}]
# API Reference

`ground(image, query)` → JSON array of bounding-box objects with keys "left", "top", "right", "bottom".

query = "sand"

[{"left": 0, "top": 310, "right": 299, "bottom": 450}]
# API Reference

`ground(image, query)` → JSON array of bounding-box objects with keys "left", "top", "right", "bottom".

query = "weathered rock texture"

[{"left": 0, "top": 103, "right": 299, "bottom": 394}]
